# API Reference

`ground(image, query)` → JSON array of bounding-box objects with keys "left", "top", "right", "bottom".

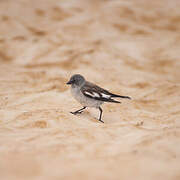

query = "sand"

[{"left": 0, "top": 0, "right": 180, "bottom": 179}]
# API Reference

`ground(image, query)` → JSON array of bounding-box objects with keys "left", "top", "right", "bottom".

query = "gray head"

[{"left": 66, "top": 74, "right": 86, "bottom": 87}]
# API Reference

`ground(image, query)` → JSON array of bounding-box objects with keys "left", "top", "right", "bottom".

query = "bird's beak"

[{"left": 66, "top": 80, "right": 72, "bottom": 85}]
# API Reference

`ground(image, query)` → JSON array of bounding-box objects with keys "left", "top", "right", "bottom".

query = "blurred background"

[{"left": 0, "top": 0, "right": 180, "bottom": 179}]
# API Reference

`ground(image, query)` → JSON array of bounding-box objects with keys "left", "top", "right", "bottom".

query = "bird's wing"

[{"left": 81, "top": 81, "right": 121, "bottom": 103}]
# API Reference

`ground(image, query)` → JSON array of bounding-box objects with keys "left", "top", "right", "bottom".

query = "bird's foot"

[
  {"left": 99, "top": 119, "right": 104, "bottom": 123},
  {"left": 70, "top": 111, "right": 83, "bottom": 115},
  {"left": 70, "top": 107, "right": 86, "bottom": 115}
]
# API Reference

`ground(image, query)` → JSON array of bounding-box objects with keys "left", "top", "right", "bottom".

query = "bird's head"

[{"left": 66, "top": 74, "right": 85, "bottom": 87}]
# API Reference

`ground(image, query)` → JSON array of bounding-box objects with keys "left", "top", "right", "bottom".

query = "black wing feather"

[
  {"left": 81, "top": 82, "right": 121, "bottom": 103},
  {"left": 83, "top": 91, "right": 121, "bottom": 103}
]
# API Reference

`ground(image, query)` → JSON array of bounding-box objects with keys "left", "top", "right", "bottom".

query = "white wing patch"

[
  {"left": 93, "top": 92, "right": 100, "bottom": 97},
  {"left": 84, "top": 91, "right": 93, "bottom": 97},
  {"left": 84, "top": 91, "right": 111, "bottom": 99},
  {"left": 101, "top": 93, "right": 111, "bottom": 99},
  {"left": 84, "top": 91, "right": 100, "bottom": 98}
]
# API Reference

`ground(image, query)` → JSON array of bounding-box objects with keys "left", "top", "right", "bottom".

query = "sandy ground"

[{"left": 0, "top": 0, "right": 180, "bottom": 179}]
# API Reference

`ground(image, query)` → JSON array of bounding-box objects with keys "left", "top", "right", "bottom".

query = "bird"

[{"left": 66, "top": 74, "right": 131, "bottom": 123}]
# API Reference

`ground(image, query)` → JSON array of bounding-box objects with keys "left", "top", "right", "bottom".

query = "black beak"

[{"left": 66, "top": 80, "right": 72, "bottom": 85}]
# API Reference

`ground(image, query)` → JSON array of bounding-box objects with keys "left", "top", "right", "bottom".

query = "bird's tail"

[
  {"left": 107, "top": 98, "right": 121, "bottom": 103},
  {"left": 110, "top": 93, "right": 131, "bottom": 100}
]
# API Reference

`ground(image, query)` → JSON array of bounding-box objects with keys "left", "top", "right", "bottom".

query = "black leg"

[
  {"left": 98, "top": 107, "right": 104, "bottom": 123},
  {"left": 71, "top": 106, "right": 86, "bottom": 115}
]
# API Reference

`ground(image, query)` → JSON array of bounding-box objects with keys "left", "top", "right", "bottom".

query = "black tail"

[
  {"left": 110, "top": 93, "right": 131, "bottom": 100},
  {"left": 107, "top": 98, "right": 121, "bottom": 103}
]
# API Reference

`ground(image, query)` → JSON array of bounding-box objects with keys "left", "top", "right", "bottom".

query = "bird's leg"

[
  {"left": 98, "top": 107, "right": 104, "bottom": 123},
  {"left": 71, "top": 106, "right": 86, "bottom": 115}
]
